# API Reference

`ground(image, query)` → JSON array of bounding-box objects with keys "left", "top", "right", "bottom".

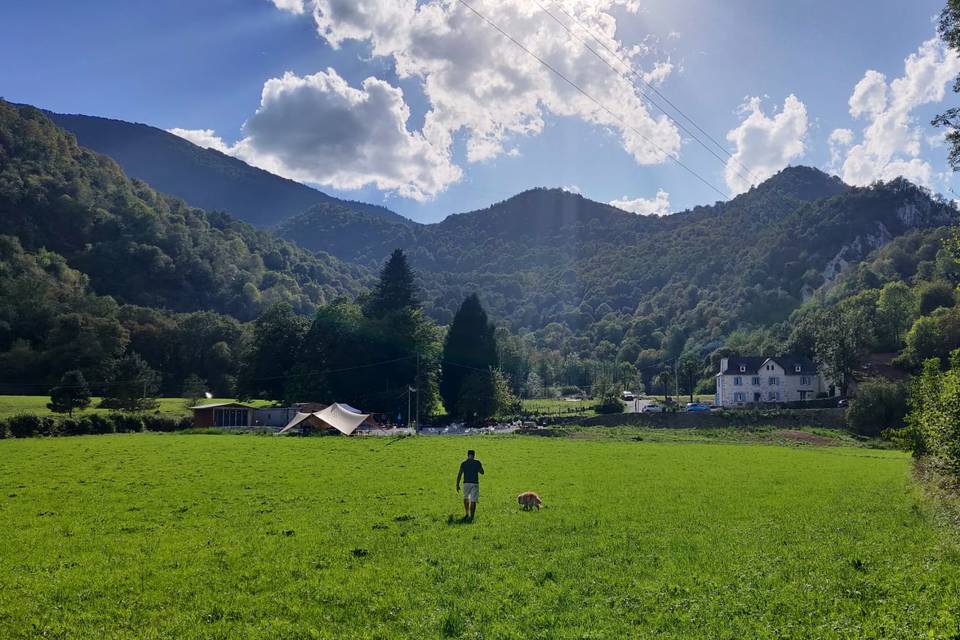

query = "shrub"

[
  {"left": 86, "top": 414, "right": 116, "bottom": 435},
  {"left": 112, "top": 414, "right": 144, "bottom": 433},
  {"left": 8, "top": 414, "right": 44, "bottom": 438},
  {"left": 58, "top": 417, "right": 88, "bottom": 436},
  {"left": 0, "top": 419, "right": 9, "bottom": 439},
  {"left": 143, "top": 415, "right": 190, "bottom": 432},
  {"left": 847, "top": 379, "right": 908, "bottom": 437},
  {"left": 596, "top": 396, "right": 625, "bottom": 414}
]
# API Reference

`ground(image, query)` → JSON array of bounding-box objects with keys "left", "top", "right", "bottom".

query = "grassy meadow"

[
  {"left": 1, "top": 433, "right": 959, "bottom": 638},
  {"left": 0, "top": 396, "right": 272, "bottom": 420}
]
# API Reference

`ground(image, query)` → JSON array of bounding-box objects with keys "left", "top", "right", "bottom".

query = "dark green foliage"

[
  {"left": 916, "top": 280, "right": 955, "bottom": 315},
  {"left": 0, "top": 100, "right": 365, "bottom": 322},
  {"left": 86, "top": 414, "right": 116, "bottom": 435},
  {"left": 237, "top": 303, "right": 308, "bottom": 400},
  {"left": 456, "top": 369, "right": 516, "bottom": 422},
  {"left": 47, "top": 370, "right": 91, "bottom": 416},
  {"left": 677, "top": 353, "right": 704, "bottom": 402},
  {"left": 288, "top": 252, "right": 441, "bottom": 418},
  {"left": 933, "top": 0, "right": 960, "bottom": 169},
  {"left": 364, "top": 249, "right": 419, "bottom": 317},
  {"left": 112, "top": 413, "right": 145, "bottom": 433},
  {"left": 441, "top": 295, "right": 498, "bottom": 417},
  {"left": 280, "top": 165, "right": 954, "bottom": 378},
  {"left": 814, "top": 300, "right": 876, "bottom": 396},
  {"left": 902, "top": 352, "right": 960, "bottom": 469},
  {"left": 899, "top": 306, "right": 960, "bottom": 367},
  {"left": 846, "top": 379, "right": 908, "bottom": 437},
  {"left": 8, "top": 414, "right": 44, "bottom": 438},
  {"left": 101, "top": 353, "right": 161, "bottom": 412}
]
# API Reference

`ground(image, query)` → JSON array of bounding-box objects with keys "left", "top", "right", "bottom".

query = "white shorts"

[{"left": 462, "top": 483, "right": 479, "bottom": 502}]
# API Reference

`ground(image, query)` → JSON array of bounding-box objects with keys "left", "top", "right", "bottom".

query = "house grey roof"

[
  {"left": 719, "top": 355, "right": 817, "bottom": 376},
  {"left": 188, "top": 402, "right": 255, "bottom": 410}
]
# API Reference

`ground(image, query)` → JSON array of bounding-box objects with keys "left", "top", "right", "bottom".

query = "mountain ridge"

[{"left": 43, "top": 109, "right": 410, "bottom": 228}]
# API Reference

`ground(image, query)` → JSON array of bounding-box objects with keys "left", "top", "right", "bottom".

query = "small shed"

[{"left": 191, "top": 402, "right": 255, "bottom": 428}]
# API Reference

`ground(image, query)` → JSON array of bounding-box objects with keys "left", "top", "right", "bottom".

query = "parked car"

[
  {"left": 642, "top": 403, "right": 663, "bottom": 413},
  {"left": 837, "top": 398, "right": 848, "bottom": 408},
  {"left": 685, "top": 402, "right": 711, "bottom": 412},
  {"left": 622, "top": 391, "right": 636, "bottom": 402}
]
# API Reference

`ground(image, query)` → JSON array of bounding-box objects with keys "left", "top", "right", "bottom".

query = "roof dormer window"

[
  {"left": 795, "top": 365, "right": 802, "bottom": 373},
  {"left": 739, "top": 365, "right": 746, "bottom": 373}
]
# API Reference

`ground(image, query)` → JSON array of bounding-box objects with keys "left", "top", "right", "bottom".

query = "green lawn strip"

[{"left": 0, "top": 396, "right": 273, "bottom": 420}]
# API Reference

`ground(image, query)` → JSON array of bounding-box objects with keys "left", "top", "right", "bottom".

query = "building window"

[
  {"left": 734, "top": 376, "right": 742, "bottom": 386},
  {"left": 752, "top": 376, "right": 760, "bottom": 386},
  {"left": 768, "top": 391, "right": 778, "bottom": 401},
  {"left": 214, "top": 408, "right": 247, "bottom": 427},
  {"left": 734, "top": 392, "right": 745, "bottom": 402},
  {"left": 800, "top": 375, "right": 810, "bottom": 385},
  {"left": 769, "top": 377, "right": 779, "bottom": 386}
]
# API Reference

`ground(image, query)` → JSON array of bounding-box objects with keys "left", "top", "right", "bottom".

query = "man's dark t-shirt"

[{"left": 459, "top": 459, "right": 484, "bottom": 484}]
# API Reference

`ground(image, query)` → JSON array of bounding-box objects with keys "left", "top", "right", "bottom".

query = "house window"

[
  {"left": 800, "top": 375, "right": 811, "bottom": 385},
  {"left": 734, "top": 392, "right": 745, "bottom": 402},
  {"left": 734, "top": 376, "right": 742, "bottom": 386},
  {"left": 769, "top": 377, "right": 779, "bottom": 386},
  {"left": 768, "top": 391, "right": 778, "bottom": 401},
  {"left": 752, "top": 376, "right": 760, "bottom": 386}
]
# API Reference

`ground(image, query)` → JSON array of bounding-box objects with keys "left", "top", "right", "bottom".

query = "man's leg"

[
  {"left": 469, "top": 500, "right": 477, "bottom": 518},
  {"left": 463, "top": 498, "right": 470, "bottom": 517}
]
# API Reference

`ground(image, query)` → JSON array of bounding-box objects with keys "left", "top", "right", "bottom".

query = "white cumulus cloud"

[
  {"left": 723, "top": 95, "right": 809, "bottom": 194},
  {"left": 260, "top": 0, "right": 681, "bottom": 195},
  {"left": 610, "top": 189, "right": 671, "bottom": 215},
  {"left": 838, "top": 37, "right": 960, "bottom": 187},
  {"left": 269, "top": 0, "right": 304, "bottom": 14},
  {"left": 169, "top": 68, "right": 461, "bottom": 201},
  {"left": 167, "top": 128, "right": 233, "bottom": 154}
]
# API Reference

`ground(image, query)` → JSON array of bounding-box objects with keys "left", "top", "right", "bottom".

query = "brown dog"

[{"left": 517, "top": 491, "right": 542, "bottom": 511}]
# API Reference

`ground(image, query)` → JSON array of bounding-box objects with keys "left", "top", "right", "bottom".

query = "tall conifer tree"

[{"left": 440, "top": 294, "right": 498, "bottom": 417}]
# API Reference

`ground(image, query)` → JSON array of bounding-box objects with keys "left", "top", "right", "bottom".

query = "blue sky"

[{"left": 3, "top": 0, "right": 957, "bottom": 222}]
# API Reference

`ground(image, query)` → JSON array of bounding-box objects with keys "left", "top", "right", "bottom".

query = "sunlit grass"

[
  {"left": 0, "top": 395, "right": 272, "bottom": 420},
  {"left": 1, "top": 434, "right": 957, "bottom": 638}
]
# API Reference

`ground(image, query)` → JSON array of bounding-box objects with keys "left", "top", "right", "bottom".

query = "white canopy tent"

[{"left": 277, "top": 403, "right": 371, "bottom": 436}]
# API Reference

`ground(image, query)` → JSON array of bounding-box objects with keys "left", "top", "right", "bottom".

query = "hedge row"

[{"left": 0, "top": 413, "right": 192, "bottom": 438}]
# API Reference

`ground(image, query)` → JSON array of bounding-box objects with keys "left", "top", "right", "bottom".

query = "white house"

[{"left": 715, "top": 356, "right": 834, "bottom": 407}]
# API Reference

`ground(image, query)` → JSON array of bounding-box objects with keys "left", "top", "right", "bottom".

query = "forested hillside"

[
  {"left": 279, "top": 167, "right": 956, "bottom": 367},
  {"left": 46, "top": 110, "right": 407, "bottom": 227},
  {"left": 0, "top": 100, "right": 377, "bottom": 395},
  {"left": 0, "top": 101, "right": 367, "bottom": 321}
]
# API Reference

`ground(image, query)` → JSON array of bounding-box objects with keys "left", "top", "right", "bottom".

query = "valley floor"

[{"left": 0, "top": 434, "right": 957, "bottom": 638}]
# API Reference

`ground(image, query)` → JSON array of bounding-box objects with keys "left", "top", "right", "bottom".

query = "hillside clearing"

[{"left": 1, "top": 435, "right": 957, "bottom": 638}]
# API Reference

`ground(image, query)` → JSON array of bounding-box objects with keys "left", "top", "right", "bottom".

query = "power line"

[
  {"left": 455, "top": 0, "right": 731, "bottom": 201},
  {"left": 531, "top": 0, "right": 756, "bottom": 188},
  {"left": 539, "top": 0, "right": 762, "bottom": 188}
]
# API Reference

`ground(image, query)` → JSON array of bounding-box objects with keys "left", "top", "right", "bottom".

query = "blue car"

[{"left": 685, "top": 402, "right": 711, "bottom": 412}]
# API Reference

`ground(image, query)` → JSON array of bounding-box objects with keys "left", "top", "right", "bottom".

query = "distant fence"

[{"left": 580, "top": 408, "right": 848, "bottom": 430}]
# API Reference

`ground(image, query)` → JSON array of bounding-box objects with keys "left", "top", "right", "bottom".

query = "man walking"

[{"left": 456, "top": 449, "right": 484, "bottom": 520}]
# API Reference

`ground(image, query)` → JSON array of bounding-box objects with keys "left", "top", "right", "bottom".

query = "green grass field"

[
  {"left": 1, "top": 434, "right": 958, "bottom": 638},
  {"left": 0, "top": 396, "right": 271, "bottom": 420},
  {"left": 519, "top": 397, "right": 597, "bottom": 416}
]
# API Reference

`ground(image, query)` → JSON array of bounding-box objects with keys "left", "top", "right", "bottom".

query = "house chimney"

[{"left": 719, "top": 357, "right": 728, "bottom": 374}]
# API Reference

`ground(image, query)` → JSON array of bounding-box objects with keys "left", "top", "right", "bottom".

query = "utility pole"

[
  {"left": 407, "top": 385, "right": 412, "bottom": 429},
  {"left": 415, "top": 352, "right": 420, "bottom": 432}
]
